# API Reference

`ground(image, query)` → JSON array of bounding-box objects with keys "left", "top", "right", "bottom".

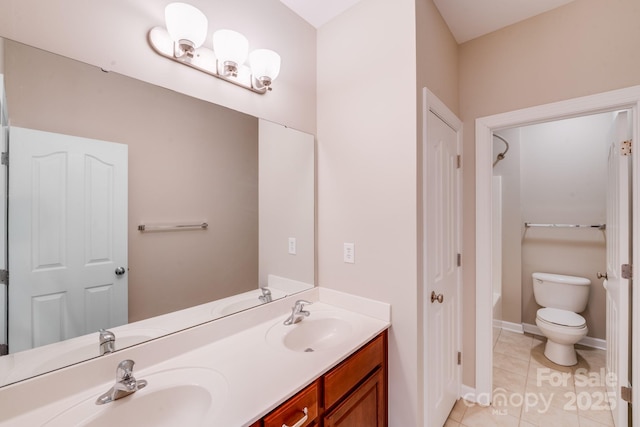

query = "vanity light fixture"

[{"left": 148, "top": 2, "right": 281, "bottom": 94}]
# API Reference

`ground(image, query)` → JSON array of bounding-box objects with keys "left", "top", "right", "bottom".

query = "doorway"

[
  {"left": 475, "top": 86, "right": 640, "bottom": 426},
  {"left": 492, "top": 112, "right": 613, "bottom": 344}
]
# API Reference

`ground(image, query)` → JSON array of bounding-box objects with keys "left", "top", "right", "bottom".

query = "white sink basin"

[
  {"left": 42, "top": 367, "right": 228, "bottom": 427},
  {"left": 265, "top": 309, "right": 359, "bottom": 353}
]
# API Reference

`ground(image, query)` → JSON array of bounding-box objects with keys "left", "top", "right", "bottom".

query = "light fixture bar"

[
  {"left": 149, "top": 26, "right": 270, "bottom": 94},
  {"left": 149, "top": 3, "right": 281, "bottom": 94}
]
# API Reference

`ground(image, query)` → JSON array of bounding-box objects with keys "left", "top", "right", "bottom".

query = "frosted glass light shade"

[
  {"left": 213, "top": 30, "right": 249, "bottom": 65},
  {"left": 165, "top": 3, "right": 208, "bottom": 48},
  {"left": 250, "top": 49, "right": 281, "bottom": 81}
]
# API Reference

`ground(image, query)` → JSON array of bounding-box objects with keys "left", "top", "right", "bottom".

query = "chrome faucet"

[
  {"left": 283, "top": 300, "right": 312, "bottom": 325},
  {"left": 99, "top": 329, "right": 115, "bottom": 355},
  {"left": 96, "top": 359, "right": 148, "bottom": 405},
  {"left": 259, "top": 287, "right": 272, "bottom": 303}
]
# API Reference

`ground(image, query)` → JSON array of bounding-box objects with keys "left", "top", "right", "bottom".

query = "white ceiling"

[
  {"left": 278, "top": 0, "right": 364, "bottom": 29},
  {"left": 279, "top": 0, "right": 576, "bottom": 43}
]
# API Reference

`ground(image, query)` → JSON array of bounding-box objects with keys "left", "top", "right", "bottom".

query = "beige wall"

[
  {"left": 0, "top": 0, "right": 316, "bottom": 134},
  {"left": 416, "top": 0, "right": 459, "bottom": 115},
  {"left": 459, "top": 0, "right": 640, "bottom": 386},
  {"left": 318, "top": 0, "right": 458, "bottom": 424},
  {"left": 415, "top": 0, "right": 460, "bottom": 421},
  {"left": 4, "top": 40, "right": 259, "bottom": 321}
]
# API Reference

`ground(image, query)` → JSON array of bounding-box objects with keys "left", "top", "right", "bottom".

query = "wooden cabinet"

[
  {"left": 324, "top": 368, "right": 385, "bottom": 427},
  {"left": 255, "top": 330, "right": 387, "bottom": 427},
  {"left": 263, "top": 381, "right": 319, "bottom": 427}
]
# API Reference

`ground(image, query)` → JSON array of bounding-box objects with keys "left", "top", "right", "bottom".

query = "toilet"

[{"left": 532, "top": 272, "right": 590, "bottom": 366}]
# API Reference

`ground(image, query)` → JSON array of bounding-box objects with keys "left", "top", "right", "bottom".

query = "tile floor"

[{"left": 444, "top": 329, "right": 615, "bottom": 427}]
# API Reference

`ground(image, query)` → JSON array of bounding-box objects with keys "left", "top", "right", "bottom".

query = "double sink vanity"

[{"left": 0, "top": 287, "right": 390, "bottom": 426}]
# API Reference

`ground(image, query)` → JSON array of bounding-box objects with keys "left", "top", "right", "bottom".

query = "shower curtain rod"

[{"left": 524, "top": 222, "right": 606, "bottom": 230}]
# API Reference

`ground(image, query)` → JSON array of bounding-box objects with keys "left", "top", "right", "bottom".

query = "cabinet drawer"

[
  {"left": 263, "top": 380, "right": 319, "bottom": 427},
  {"left": 324, "top": 334, "right": 384, "bottom": 409}
]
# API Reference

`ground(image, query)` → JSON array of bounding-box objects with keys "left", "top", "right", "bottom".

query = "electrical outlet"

[
  {"left": 344, "top": 243, "right": 355, "bottom": 263},
  {"left": 288, "top": 237, "right": 296, "bottom": 255}
]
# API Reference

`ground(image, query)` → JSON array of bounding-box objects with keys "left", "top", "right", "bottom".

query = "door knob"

[
  {"left": 430, "top": 291, "right": 444, "bottom": 304},
  {"left": 597, "top": 272, "right": 608, "bottom": 280},
  {"left": 115, "top": 267, "right": 126, "bottom": 276}
]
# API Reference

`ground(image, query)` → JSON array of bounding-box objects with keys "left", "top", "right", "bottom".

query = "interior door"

[
  {"left": 605, "top": 111, "right": 631, "bottom": 426},
  {"left": 8, "top": 127, "right": 128, "bottom": 353},
  {"left": 425, "top": 109, "right": 460, "bottom": 426}
]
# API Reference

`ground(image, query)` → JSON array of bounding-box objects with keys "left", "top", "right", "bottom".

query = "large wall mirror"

[{"left": 0, "top": 39, "right": 315, "bottom": 386}]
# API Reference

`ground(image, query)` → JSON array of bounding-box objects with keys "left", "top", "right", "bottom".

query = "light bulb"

[
  {"left": 213, "top": 29, "right": 249, "bottom": 76},
  {"left": 164, "top": 3, "right": 208, "bottom": 49},
  {"left": 250, "top": 49, "right": 281, "bottom": 87}
]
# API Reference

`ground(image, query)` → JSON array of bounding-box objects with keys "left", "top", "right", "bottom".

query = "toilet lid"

[{"left": 537, "top": 307, "right": 586, "bottom": 328}]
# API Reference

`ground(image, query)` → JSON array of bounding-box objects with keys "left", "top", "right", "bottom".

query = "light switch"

[
  {"left": 288, "top": 237, "right": 297, "bottom": 255},
  {"left": 344, "top": 243, "right": 355, "bottom": 263}
]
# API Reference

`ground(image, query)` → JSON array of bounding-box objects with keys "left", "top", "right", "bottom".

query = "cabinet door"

[{"left": 323, "top": 368, "right": 386, "bottom": 427}]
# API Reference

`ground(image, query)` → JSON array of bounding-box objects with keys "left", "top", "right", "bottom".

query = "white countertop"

[{"left": 0, "top": 287, "right": 390, "bottom": 426}]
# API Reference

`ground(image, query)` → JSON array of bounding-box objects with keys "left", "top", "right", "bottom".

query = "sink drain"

[{"left": 304, "top": 347, "right": 314, "bottom": 352}]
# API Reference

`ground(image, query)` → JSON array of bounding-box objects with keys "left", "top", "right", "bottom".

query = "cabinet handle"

[{"left": 282, "top": 407, "right": 308, "bottom": 427}]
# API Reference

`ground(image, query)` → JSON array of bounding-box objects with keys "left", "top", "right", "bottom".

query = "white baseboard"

[
  {"left": 495, "top": 320, "right": 524, "bottom": 334},
  {"left": 460, "top": 384, "right": 477, "bottom": 403},
  {"left": 521, "top": 323, "right": 606, "bottom": 350}
]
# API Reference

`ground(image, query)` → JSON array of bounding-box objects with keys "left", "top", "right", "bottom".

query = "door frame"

[
  {"left": 475, "top": 85, "right": 640, "bottom": 420},
  {"left": 422, "top": 87, "right": 463, "bottom": 425}
]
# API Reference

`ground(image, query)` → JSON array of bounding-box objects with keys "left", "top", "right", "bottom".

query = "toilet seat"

[{"left": 537, "top": 307, "right": 586, "bottom": 328}]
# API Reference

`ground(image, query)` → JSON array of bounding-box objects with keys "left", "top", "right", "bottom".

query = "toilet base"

[{"left": 544, "top": 340, "right": 578, "bottom": 366}]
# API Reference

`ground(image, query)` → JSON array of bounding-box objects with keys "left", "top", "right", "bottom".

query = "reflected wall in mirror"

[{"left": 0, "top": 39, "right": 315, "bottom": 386}]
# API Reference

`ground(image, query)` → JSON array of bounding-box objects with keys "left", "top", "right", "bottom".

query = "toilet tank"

[{"left": 532, "top": 272, "right": 591, "bottom": 313}]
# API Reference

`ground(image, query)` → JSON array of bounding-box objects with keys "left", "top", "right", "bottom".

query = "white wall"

[
  {"left": 519, "top": 113, "right": 611, "bottom": 339},
  {"left": 0, "top": 0, "right": 316, "bottom": 134},
  {"left": 317, "top": 0, "right": 419, "bottom": 424},
  {"left": 258, "top": 119, "right": 315, "bottom": 288}
]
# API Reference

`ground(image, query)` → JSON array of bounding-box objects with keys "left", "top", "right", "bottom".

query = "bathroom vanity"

[
  {"left": 0, "top": 288, "right": 390, "bottom": 426},
  {"left": 256, "top": 331, "right": 387, "bottom": 427}
]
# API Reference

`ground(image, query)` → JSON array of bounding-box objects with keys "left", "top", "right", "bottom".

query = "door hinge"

[
  {"left": 457, "top": 351, "right": 462, "bottom": 365},
  {"left": 1, "top": 152, "right": 7, "bottom": 166},
  {"left": 457, "top": 253, "right": 461, "bottom": 267},
  {"left": 0, "top": 269, "right": 8, "bottom": 284},
  {"left": 622, "top": 264, "right": 632, "bottom": 280},
  {"left": 621, "top": 139, "right": 632, "bottom": 156},
  {"left": 456, "top": 155, "right": 461, "bottom": 169},
  {"left": 621, "top": 386, "right": 632, "bottom": 403}
]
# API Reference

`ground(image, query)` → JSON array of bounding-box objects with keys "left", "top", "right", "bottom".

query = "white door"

[
  {"left": 0, "top": 125, "right": 6, "bottom": 354},
  {"left": 605, "top": 111, "right": 631, "bottom": 426},
  {"left": 425, "top": 109, "right": 460, "bottom": 426},
  {"left": 8, "top": 127, "right": 128, "bottom": 353}
]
